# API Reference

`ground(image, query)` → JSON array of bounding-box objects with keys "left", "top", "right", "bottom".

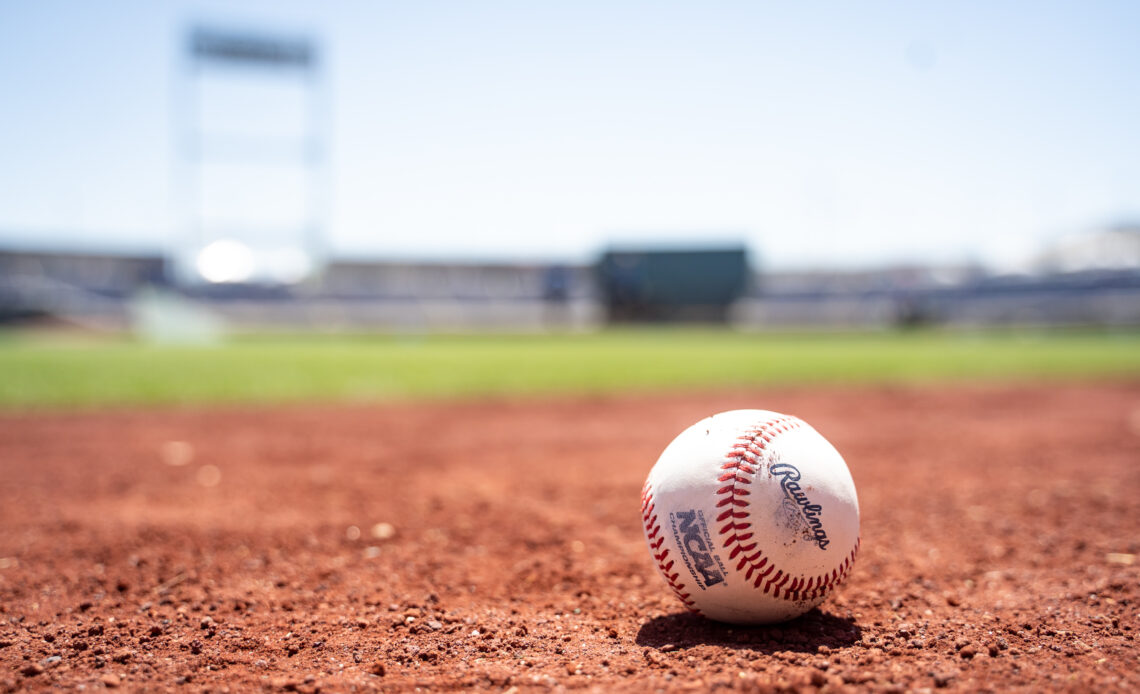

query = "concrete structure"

[{"left": 3, "top": 242, "right": 1139, "bottom": 332}]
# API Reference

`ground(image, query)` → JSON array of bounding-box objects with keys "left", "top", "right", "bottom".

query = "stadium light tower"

[{"left": 173, "top": 25, "right": 326, "bottom": 287}]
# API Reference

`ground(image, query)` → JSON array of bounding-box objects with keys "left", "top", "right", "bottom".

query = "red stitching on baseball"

[
  {"left": 642, "top": 483, "right": 701, "bottom": 614},
  {"left": 716, "top": 416, "right": 861, "bottom": 604}
]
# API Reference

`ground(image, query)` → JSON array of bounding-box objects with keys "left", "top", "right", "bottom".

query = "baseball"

[{"left": 641, "top": 410, "right": 860, "bottom": 624}]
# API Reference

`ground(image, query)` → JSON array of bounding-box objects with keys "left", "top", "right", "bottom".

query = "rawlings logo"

[
  {"left": 670, "top": 510, "right": 726, "bottom": 589},
  {"left": 770, "top": 462, "right": 830, "bottom": 550}
]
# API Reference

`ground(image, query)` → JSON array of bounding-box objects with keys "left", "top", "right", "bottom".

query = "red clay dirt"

[{"left": 1, "top": 382, "right": 1138, "bottom": 692}]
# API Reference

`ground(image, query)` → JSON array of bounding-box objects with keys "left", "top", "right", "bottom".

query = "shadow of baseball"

[{"left": 635, "top": 608, "right": 861, "bottom": 654}]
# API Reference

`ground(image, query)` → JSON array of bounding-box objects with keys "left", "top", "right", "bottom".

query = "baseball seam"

[
  {"left": 641, "top": 482, "right": 701, "bottom": 615},
  {"left": 717, "top": 415, "right": 860, "bottom": 603}
]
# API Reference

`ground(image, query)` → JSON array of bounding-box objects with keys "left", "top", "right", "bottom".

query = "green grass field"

[{"left": 0, "top": 328, "right": 1138, "bottom": 409}]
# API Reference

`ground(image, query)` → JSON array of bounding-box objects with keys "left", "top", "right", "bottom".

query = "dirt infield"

[{"left": 1, "top": 382, "right": 1138, "bottom": 692}]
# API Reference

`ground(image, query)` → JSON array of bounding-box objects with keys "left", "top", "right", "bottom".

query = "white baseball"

[{"left": 641, "top": 410, "right": 860, "bottom": 624}]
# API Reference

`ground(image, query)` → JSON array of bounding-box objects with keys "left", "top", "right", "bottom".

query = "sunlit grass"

[{"left": 0, "top": 328, "right": 1137, "bottom": 409}]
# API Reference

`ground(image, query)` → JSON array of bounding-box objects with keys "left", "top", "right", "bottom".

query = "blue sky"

[{"left": 1, "top": 1, "right": 1138, "bottom": 270}]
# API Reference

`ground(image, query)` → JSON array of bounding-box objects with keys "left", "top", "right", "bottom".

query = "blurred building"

[
  {"left": 0, "top": 249, "right": 167, "bottom": 325},
  {"left": 0, "top": 248, "right": 598, "bottom": 332},
  {"left": 1032, "top": 223, "right": 1140, "bottom": 273},
  {"left": 596, "top": 246, "right": 751, "bottom": 323},
  {"left": 3, "top": 226, "right": 1140, "bottom": 331},
  {"left": 737, "top": 263, "right": 1140, "bottom": 328}
]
